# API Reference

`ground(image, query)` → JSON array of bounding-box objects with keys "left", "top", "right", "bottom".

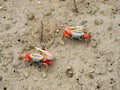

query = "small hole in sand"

[
  {"left": 110, "top": 81, "right": 113, "bottom": 84},
  {"left": 3, "top": 87, "right": 7, "bottom": 90},
  {"left": 3, "top": 17, "right": 6, "bottom": 19},
  {"left": 76, "top": 78, "right": 79, "bottom": 81},
  {"left": 99, "top": 73, "right": 102, "bottom": 75},
  {"left": 13, "top": 69, "right": 18, "bottom": 73},
  {"left": 111, "top": 78, "right": 113, "bottom": 80},
  {"left": 97, "top": 85, "right": 100, "bottom": 89},
  {"left": 87, "top": 3, "right": 90, "bottom": 5},
  {"left": 119, "top": 24, "right": 120, "bottom": 26},
  {"left": 18, "top": 39, "right": 21, "bottom": 42}
]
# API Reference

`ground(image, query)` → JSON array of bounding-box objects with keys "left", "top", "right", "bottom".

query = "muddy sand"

[{"left": 0, "top": 0, "right": 120, "bottom": 90}]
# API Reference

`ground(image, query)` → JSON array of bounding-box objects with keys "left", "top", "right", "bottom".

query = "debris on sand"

[
  {"left": 32, "top": 31, "right": 36, "bottom": 37},
  {"left": 3, "top": 0, "right": 7, "bottom": 1},
  {"left": 60, "top": 41, "right": 65, "bottom": 45},
  {"left": 108, "top": 23, "right": 113, "bottom": 31},
  {"left": 73, "top": 0, "right": 79, "bottom": 13},
  {"left": 94, "top": 19, "right": 103, "bottom": 25},
  {"left": 1, "top": 65, "right": 8, "bottom": 72},
  {"left": 0, "top": 76, "right": 3, "bottom": 81},
  {"left": 54, "top": 29, "right": 60, "bottom": 33},
  {"left": 0, "top": 6, "right": 7, "bottom": 10},
  {"left": 38, "top": 1, "right": 41, "bottom": 4},
  {"left": 4, "top": 24, "right": 11, "bottom": 30},
  {"left": 23, "top": 71, "right": 30, "bottom": 78},
  {"left": 42, "top": 72, "right": 47, "bottom": 78},
  {"left": 66, "top": 66, "right": 73, "bottom": 78},
  {"left": 0, "top": 6, "right": 3, "bottom": 10},
  {"left": 1, "top": 64, "right": 8, "bottom": 72},
  {"left": 59, "top": 0, "right": 66, "bottom": 1},
  {"left": 27, "top": 12, "right": 35, "bottom": 20},
  {"left": 91, "top": 39, "right": 98, "bottom": 48}
]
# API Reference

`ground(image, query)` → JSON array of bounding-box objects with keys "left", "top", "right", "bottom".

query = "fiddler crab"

[
  {"left": 62, "top": 21, "right": 91, "bottom": 46},
  {"left": 19, "top": 47, "right": 55, "bottom": 67}
]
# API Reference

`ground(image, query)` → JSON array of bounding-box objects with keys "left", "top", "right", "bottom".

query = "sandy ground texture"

[{"left": 0, "top": 0, "right": 120, "bottom": 90}]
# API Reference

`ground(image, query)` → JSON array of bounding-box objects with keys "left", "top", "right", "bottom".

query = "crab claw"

[
  {"left": 62, "top": 27, "right": 73, "bottom": 45},
  {"left": 43, "top": 51, "right": 54, "bottom": 60},
  {"left": 63, "top": 27, "right": 72, "bottom": 37}
]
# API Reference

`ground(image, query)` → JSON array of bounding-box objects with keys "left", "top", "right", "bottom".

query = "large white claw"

[{"left": 34, "top": 47, "right": 45, "bottom": 52}]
